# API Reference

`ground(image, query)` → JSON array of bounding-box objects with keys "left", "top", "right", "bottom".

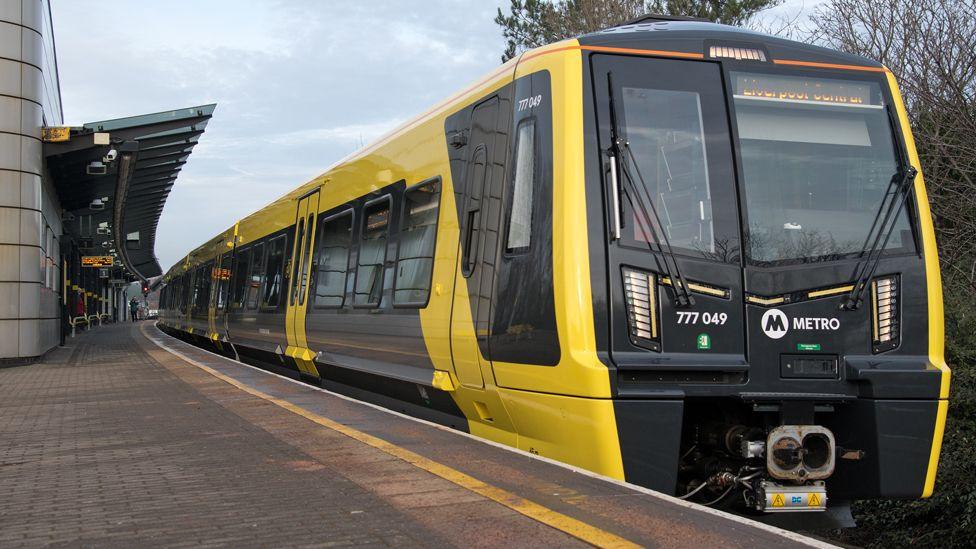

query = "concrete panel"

[
  {"left": 0, "top": 319, "right": 17, "bottom": 357},
  {"left": 19, "top": 135, "right": 40, "bottom": 174},
  {"left": 0, "top": 95, "right": 20, "bottom": 134},
  {"left": 21, "top": 0, "right": 41, "bottom": 32},
  {"left": 19, "top": 280, "right": 38, "bottom": 317},
  {"left": 19, "top": 207, "right": 40, "bottom": 246},
  {"left": 20, "top": 22, "right": 41, "bottom": 66},
  {"left": 18, "top": 318, "right": 39, "bottom": 357},
  {"left": 20, "top": 63, "right": 41, "bottom": 103},
  {"left": 0, "top": 58, "right": 21, "bottom": 97},
  {"left": 20, "top": 99, "right": 41, "bottom": 139},
  {"left": 0, "top": 21, "right": 19, "bottom": 60},
  {"left": 39, "top": 318, "right": 58, "bottom": 353},
  {"left": 0, "top": 243, "right": 19, "bottom": 279},
  {"left": 18, "top": 243, "right": 41, "bottom": 283},
  {"left": 0, "top": 132, "right": 21, "bottom": 170},
  {"left": 20, "top": 172, "right": 39, "bottom": 209},
  {"left": 0, "top": 205, "right": 19, "bottom": 241},
  {"left": 0, "top": 282, "right": 18, "bottom": 318},
  {"left": 0, "top": 1, "right": 21, "bottom": 25},
  {"left": 39, "top": 285, "right": 58, "bottom": 317},
  {"left": 0, "top": 170, "right": 19, "bottom": 208}
]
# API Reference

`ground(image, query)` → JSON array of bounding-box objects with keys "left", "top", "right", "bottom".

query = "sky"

[{"left": 52, "top": 0, "right": 823, "bottom": 271}]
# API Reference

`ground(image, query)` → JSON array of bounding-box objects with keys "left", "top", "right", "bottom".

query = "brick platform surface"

[{"left": 0, "top": 323, "right": 826, "bottom": 548}]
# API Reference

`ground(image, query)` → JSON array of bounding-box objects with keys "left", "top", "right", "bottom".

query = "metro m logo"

[{"left": 761, "top": 309, "right": 789, "bottom": 339}]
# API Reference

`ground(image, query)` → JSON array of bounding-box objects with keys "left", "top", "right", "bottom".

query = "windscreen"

[
  {"left": 732, "top": 71, "right": 914, "bottom": 264},
  {"left": 620, "top": 87, "right": 714, "bottom": 255}
]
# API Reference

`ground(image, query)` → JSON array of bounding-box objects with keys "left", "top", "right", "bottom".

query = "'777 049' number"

[{"left": 676, "top": 311, "right": 728, "bottom": 325}]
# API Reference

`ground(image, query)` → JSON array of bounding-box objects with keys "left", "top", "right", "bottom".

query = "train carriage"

[{"left": 158, "top": 16, "right": 949, "bottom": 521}]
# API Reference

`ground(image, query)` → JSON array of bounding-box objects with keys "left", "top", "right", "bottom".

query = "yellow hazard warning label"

[
  {"left": 808, "top": 493, "right": 822, "bottom": 506},
  {"left": 772, "top": 493, "right": 785, "bottom": 507}
]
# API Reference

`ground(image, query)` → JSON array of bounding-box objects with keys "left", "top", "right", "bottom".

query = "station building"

[{"left": 0, "top": 0, "right": 213, "bottom": 363}]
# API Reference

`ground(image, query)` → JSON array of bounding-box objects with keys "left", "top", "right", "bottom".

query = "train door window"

[
  {"left": 182, "top": 274, "right": 190, "bottom": 314},
  {"left": 215, "top": 254, "right": 232, "bottom": 310},
  {"left": 314, "top": 210, "right": 352, "bottom": 308},
  {"left": 262, "top": 235, "right": 286, "bottom": 309},
  {"left": 246, "top": 243, "right": 266, "bottom": 310},
  {"left": 197, "top": 262, "right": 213, "bottom": 313},
  {"left": 506, "top": 119, "right": 535, "bottom": 252},
  {"left": 354, "top": 197, "right": 391, "bottom": 307},
  {"left": 189, "top": 270, "right": 199, "bottom": 313},
  {"left": 290, "top": 217, "right": 306, "bottom": 306},
  {"left": 299, "top": 212, "right": 315, "bottom": 306},
  {"left": 462, "top": 146, "right": 487, "bottom": 277},
  {"left": 395, "top": 180, "right": 440, "bottom": 306},
  {"left": 230, "top": 248, "right": 251, "bottom": 309}
]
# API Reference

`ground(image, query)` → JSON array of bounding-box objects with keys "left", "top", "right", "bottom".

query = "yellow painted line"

[{"left": 144, "top": 325, "right": 638, "bottom": 548}]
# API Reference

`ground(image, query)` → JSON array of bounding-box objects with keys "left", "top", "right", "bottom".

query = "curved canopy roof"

[{"left": 45, "top": 104, "right": 216, "bottom": 280}]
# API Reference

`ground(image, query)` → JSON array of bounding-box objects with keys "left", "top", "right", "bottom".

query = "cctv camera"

[
  {"left": 103, "top": 149, "right": 118, "bottom": 163},
  {"left": 86, "top": 161, "right": 107, "bottom": 176}
]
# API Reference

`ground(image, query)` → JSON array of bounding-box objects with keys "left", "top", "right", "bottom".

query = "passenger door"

[
  {"left": 286, "top": 190, "right": 320, "bottom": 352},
  {"left": 592, "top": 55, "right": 747, "bottom": 384},
  {"left": 450, "top": 96, "right": 502, "bottom": 389}
]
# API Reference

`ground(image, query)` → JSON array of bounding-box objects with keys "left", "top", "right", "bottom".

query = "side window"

[
  {"left": 246, "top": 243, "right": 266, "bottom": 310},
  {"left": 262, "top": 236, "right": 286, "bottom": 308},
  {"left": 354, "top": 197, "right": 390, "bottom": 307},
  {"left": 314, "top": 211, "right": 352, "bottom": 308},
  {"left": 395, "top": 180, "right": 440, "bottom": 306},
  {"left": 506, "top": 119, "right": 535, "bottom": 252},
  {"left": 230, "top": 248, "right": 251, "bottom": 309}
]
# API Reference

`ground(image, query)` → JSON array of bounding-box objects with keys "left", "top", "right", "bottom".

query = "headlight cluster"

[
  {"left": 871, "top": 275, "right": 899, "bottom": 353},
  {"left": 623, "top": 267, "right": 660, "bottom": 351}
]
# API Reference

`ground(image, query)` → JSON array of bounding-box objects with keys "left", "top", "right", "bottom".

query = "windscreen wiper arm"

[
  {"left": 842, "top": 104, "right": 917, "bottom": 310},
  {"left": 606, "top": 72, "right": 694, "bottom": 308}
]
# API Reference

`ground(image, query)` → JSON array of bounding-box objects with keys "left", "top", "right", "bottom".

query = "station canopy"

[{"left": 44, "top": 104, "right": 216, "bottom": 280}]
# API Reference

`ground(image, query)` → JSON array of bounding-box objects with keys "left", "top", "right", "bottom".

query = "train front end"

[{"left": 580, "top": 22, "right": 950, "bottom": 516}]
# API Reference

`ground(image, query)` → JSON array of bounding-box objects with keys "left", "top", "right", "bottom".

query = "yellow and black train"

[{"left": 159, "top": 16, "right": 949, "bottom": 521}]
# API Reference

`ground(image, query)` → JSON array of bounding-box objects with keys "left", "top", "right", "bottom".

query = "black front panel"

[
  {"left": 823, "top": 399, "right": 937, "bottom": 498},
  {"left": 590, "top": 54, "right": 746, "bottom": 394}
]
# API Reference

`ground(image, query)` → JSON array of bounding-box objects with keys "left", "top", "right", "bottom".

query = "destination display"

[
  {"left": 732, "top": 72, "right": 877, "bottom": 107},
  {"left": 81, "top": 255, "right": 114, "bottom": 267}
]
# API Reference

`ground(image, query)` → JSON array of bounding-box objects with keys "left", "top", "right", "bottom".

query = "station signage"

[
  {"left": 81, "top": 255, "right": 114, "bottom": 268},
  {"left": 41, "top": 126, "right": 71, "bottom": 142}
]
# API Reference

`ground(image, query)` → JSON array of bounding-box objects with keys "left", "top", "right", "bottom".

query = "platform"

[{"left": 0, "top": 323, "right": 833, "bottom": 547}]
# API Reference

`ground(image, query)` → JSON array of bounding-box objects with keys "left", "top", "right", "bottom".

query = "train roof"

[{"left": 578, "top": 19, "right": 884, "bottom": 69}]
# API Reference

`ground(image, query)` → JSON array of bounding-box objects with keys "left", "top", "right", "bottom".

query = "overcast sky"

[{"left": 52, "top": 0, "right": 822, "bottom": 271}]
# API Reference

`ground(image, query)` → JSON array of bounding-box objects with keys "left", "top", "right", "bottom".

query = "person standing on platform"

[{"left": 129, "top": 297, "right": 139, "bottom": 322}]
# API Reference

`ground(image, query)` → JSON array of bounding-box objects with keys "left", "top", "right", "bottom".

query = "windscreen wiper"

[
  {"left": 606, "top": 72, "right": 694, "bottom": 308},
  {"left": 842, "top": 104, "right": 917, "bottom": 310}
]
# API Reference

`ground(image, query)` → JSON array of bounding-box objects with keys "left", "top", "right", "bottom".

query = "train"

[{"left": 158, "top": 15, "right": 949, "bottom": 523}]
